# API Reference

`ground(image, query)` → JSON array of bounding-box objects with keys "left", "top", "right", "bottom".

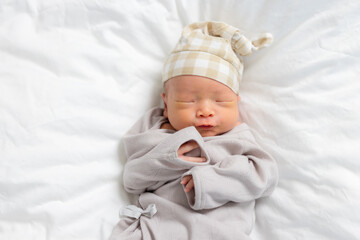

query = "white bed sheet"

[{"left": 1, "top": 0, "right": 360, "bottom": 239}]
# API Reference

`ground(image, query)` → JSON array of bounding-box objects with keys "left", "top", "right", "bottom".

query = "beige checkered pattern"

[{"left": 162, "top": 21, "right": 273, "bottom": 94}]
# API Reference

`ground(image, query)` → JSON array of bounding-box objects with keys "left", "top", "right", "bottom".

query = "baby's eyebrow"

[{"left": 173, "top": 89, "right": 197, "bottom": 95}]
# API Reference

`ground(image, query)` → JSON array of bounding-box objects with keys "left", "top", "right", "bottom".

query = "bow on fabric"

[{"left": 120, "top": 204, "right": 157, "bottom": 219}]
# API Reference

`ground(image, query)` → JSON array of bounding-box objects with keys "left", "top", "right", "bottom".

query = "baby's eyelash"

[
  {"left": 176, "top": 100, "right": 195, "bottom": 103},
  {"left": 215, "top": 100, "right": 233, "bottom": 103}
]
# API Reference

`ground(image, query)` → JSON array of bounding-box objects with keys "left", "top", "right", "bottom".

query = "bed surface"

[{"left": 1, "top": 0, "right": 360, "bottom": 239}]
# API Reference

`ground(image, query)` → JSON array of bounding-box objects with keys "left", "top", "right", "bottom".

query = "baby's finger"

[
  {"left": 184, "top": 179, "right": 194, "bottom": 193},
  {"left": 181, "top": 156, "right": 206, "bottom": 163},
  {"left": 181, "top": 175, "right": 192, "bottom": 185},
  {"left": 178, "top": 140, "right": 200, "bottom": 156}
]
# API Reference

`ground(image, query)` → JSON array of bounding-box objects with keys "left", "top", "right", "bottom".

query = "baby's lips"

[{"left": 197, "top": 124, "right": 215, "bottom": 129}]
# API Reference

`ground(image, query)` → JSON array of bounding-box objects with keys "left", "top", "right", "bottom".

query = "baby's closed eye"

[
  {"left": 176, "top": 99, "right": 195, "bottom": 103},
  {"left": 215, "top": 99, "right": 235, "bottom": 103}
]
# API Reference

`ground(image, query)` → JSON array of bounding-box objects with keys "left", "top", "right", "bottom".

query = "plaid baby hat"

[{"left": 162, "top": 21, "right": 273, "bottom": 94}]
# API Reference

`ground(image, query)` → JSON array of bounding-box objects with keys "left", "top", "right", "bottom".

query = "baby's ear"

[
  {"left": 238, "top": 95, "right": 241, "bottom": 102},
  {"left": 161, "top": 93, "right": 168, "bottom": 118}
]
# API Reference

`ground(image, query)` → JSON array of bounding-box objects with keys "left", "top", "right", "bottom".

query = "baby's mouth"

[{"left": 197, "top": 125, "right": 214, "bottom": 130}]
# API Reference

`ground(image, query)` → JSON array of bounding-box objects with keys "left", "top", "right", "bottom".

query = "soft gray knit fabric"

[{"left": 110, "top": 107, "right": 278, "bottom": 240}]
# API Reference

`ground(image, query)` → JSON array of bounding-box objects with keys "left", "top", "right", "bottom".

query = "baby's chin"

[
  {"left": 196, "top": 126, "right": 236, "bottom": 137},
  {"left": 173, "top": 124, "right": 228, "bottom": 137},
  {"left": 196, "top": 128, "right": 219, "bottom": 137},
  {"left": 200, "top": 133, "right": 217, "bottom": 137}
]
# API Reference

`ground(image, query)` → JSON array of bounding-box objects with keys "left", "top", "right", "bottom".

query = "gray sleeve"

[
  {"left": 123, "top": 127, "right": 210, "bottom": 194},
  {"left": 183, "top": 138, "right": 278, "bottom": 210}
]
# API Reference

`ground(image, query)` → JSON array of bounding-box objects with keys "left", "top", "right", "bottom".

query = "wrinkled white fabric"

[{"left": 1, "top": 1, "right": 360, "bottom": 240}]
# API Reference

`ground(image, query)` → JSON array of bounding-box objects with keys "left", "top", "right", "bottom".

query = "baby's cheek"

[
  {"left": 170, "top": 110, "right": 193, "bottom": 130},
  {"left": 223, "top": 109, "right": 240, "bottom": 126}
]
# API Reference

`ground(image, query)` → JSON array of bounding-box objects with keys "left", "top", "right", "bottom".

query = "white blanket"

[{"left": 1, "top": 0, "right": 359, "bottom": 239}]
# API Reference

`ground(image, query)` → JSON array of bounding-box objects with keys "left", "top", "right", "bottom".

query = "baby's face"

[{"left": 162, "top": 75, "right": 240, "bottom": 137}]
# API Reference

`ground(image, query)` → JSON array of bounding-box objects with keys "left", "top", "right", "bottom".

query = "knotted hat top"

[{"left": 162, "top": 21, "right": 273, "bottom": 94}]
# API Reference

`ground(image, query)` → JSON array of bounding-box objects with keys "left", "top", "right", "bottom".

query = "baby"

[{"left": 110, "top": 21, "right": 278, "bottom": 240}]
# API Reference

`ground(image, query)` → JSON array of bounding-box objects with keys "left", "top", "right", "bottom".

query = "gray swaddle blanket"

[{"left": 110, "top": 107, "right": 278, "bottom": 240}]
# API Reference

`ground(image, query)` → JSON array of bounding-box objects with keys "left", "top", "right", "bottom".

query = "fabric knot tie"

[
  {"left": 232, "top": 32, "right": 273, "bottom": 56},
  {"left": 120, "top": 204, "right": 157, "bottom": 219}
]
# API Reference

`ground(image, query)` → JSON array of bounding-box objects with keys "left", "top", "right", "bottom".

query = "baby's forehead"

[{"left": 164, "top": 75, "right": 236, "bottom": 96}]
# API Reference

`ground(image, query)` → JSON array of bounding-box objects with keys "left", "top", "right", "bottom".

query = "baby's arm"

[
  {"left": 182, "top": 134, "right": 278, "bottom": 210},
  {"left": 123, "top": 127, "right": 209, "bottom": 194}
]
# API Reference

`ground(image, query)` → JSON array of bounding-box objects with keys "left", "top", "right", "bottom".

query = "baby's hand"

[
  {"left": 178, "top": 141, "right": 206, "bottom": 163},
  {"left": 181, "top": 175, "right": 194, "bottom": 193}
]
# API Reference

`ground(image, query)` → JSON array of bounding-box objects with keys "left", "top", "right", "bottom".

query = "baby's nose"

[{"left": 196, "top": 102, "right": 214, "bottom": 118}]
